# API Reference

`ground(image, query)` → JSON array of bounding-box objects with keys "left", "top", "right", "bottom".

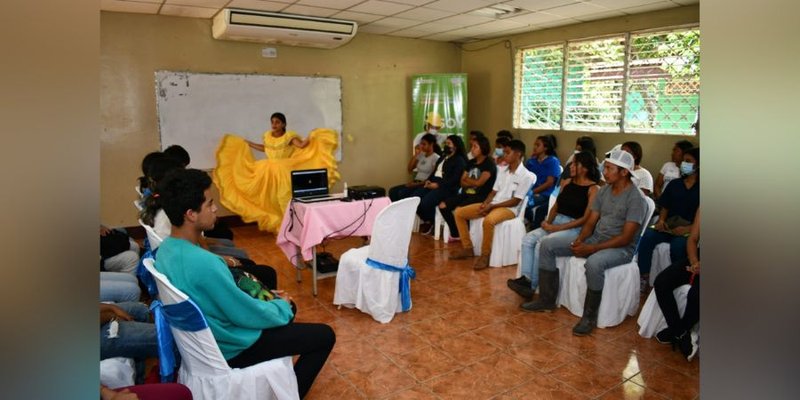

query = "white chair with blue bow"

[
  {"left": 333, "top": 197, "right": 420, "bottom": 323},
  {"left": 142, "top": 258, "right": 299, "bottom": 400}
]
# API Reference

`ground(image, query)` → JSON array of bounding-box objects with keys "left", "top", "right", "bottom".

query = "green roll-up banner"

[{"left": 411, "top": 73, "right": 468, "bottom": 148}]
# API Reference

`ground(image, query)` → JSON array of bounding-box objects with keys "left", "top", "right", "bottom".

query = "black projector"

[{"left": 348, "top": 185, "right": 386, "bottom": 200}]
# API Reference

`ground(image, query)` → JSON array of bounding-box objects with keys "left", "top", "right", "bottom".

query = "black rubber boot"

[
  {"left": 521, "top": 269, "right": 559, "bottom": 312},
  {"left": 572, "top": 289, "right": 602, "bottom": 336}
]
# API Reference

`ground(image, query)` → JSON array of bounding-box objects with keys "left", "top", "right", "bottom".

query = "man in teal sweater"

[{"left": 155, "top": 168, "right": 335, "bottom": 399}]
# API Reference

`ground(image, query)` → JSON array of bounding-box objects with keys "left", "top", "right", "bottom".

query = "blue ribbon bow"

[
  {"left": 365, "top": 258, "right": 416, "bottom": 312},
  {"left": 136, "top": 248, "right": 158, "bottom": 297},
  {"left": 150, "top": 299, "right": 207, "bottom": 382}
]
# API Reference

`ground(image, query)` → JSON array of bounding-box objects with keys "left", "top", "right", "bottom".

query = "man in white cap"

[{"left": 521, "top": 149, "right": 647, "bottom": 336}]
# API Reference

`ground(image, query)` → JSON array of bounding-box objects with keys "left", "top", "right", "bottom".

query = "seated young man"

[
  {"left": 154, "top": 169, "right": 334, "bottom": 399},
  {"left": 522, "top": 149, "right": 647, "bottom": 337},
  {"left": 449, "top": 139, "right": 536, "bottom": 270}
]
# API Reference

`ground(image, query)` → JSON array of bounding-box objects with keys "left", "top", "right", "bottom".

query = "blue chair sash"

[
  {"left": 137, "top": 249, "right": 158, "bottom": 297},
  {"left": 150, "top": 299, "right": 208, "bottom": 382},
  {"left": 365, "top": 258, "right": 416, "bottom": 312}
]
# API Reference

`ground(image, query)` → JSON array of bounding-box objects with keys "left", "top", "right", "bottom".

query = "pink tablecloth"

[{"left": 276, "top": 197, "right": 392, "bottom": 265}]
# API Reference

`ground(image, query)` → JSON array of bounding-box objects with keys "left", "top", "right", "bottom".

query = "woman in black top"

[
  {"left": 415, "top": 135, "right": 468, "bottom": 233},
  {"left": 508, "top": 151, "right": 601, "bottom": 300},
  {"left": 437, "top": 135, "right": 497, "bottom": 240}
]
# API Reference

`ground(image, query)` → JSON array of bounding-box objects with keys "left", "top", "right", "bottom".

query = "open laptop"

[{"left": 291, "top": 168, "right": 342, "bottom": 203}]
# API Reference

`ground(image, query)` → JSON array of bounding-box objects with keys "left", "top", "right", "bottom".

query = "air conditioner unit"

[{"left": 212, "top": 8, "right": 358, "bottom": 49}]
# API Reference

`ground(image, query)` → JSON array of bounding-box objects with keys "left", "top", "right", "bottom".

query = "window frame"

[{"left": 512, "top": 24, "right": 700, "bottom": 136}]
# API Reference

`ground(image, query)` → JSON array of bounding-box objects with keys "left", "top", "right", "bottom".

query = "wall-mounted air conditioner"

[{"left": 212, "top": 8, "right": 358, "bottom": 49}]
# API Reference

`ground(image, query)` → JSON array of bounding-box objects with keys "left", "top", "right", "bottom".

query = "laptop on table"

[{"left": 291, "top": 168, "right": 341, "bottom": 203}]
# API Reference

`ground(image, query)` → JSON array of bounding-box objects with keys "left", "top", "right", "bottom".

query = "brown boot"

[
  {"left": 448, "top": 247, "right": 474, "bottom": 260},
  {"left": 473, "top": 255, "right": 490, "bottom": 270}
]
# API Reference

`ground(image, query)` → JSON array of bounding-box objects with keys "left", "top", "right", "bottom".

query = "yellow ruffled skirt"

[{"left": 212, "top": 128, "right": 340, "bottom": 233}]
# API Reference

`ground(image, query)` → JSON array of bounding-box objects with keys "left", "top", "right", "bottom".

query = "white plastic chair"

[
  {"left": 333, "top": 197, "right": 420, "bottom": 323},
  {"left": 142, "top": 259, "right": 299, "bottom": 400},
  {"left": 139, "top": 219, "right": 163, "bottom": 250},
  {"left": 555, "top": 196, "right": 656, "bottom": 328},
  {"left": 467, "top": 195, "right": 529, "bottom": 268},
  {"left": 637, "top": 284, "right": 698, "bottom": 338},
  {"left": 433, "top": 207, "right": 452, "bottom": 242},
  {"left": 100, "top": 358, "right": 136, "bottom": 389},
  {"left": 648, "top": 242, "right": 672, "bottom": 286}
]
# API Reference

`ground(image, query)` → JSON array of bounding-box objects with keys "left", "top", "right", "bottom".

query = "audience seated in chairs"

[
  {"left": 449, "top": 139, "right": 536, "bottom": 270},
  {"left": 654, "top": 208, "right": 701, "bottom": 361},
  {"left": 522, "top": 149, "right": 647, "bottom": 337},
  {"left": 388, "top": 133, "right": 440, "bottom": 202},
  {"left": 637, "top": 147, "right": 700, "bottom": 289},
  {"left": 654, "top": 139, "right": 694, "bottom": 199},
  {"left": 509, "top": 151, "right": 600, "bottom": 300},
  {"left": 437, "top": 134, "right": 497, "bottom": 242},
  {"left": 621, "top": 141, "right": 654, "bottom": 197},
  {"left": 415, "top": 135, "right": 468, "bottom": 235},
  {"left": 153, "top": 169, "right": 335, "bottom": 399},
  {"left": 523, "top": 134, "right": 561, "bottom": 229}
]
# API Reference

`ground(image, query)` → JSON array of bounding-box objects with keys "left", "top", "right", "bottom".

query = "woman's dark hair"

[
  {"left": 447, "top": 134, "right": 467, "bottom": 160},
  {"left": 164, "top": 145, "right": 190, "bottom": 167},
  {"left": 675, "top": 140, "right": 694, "bottom": 153},
  {"left": 537, "top": 135, "right": 557, "bottom": 156},
  {"left": 573, "top": 151, "right": 601, "bottom": 183},
  {"left": 420, "top": 133, "right": 442, "bottom": 155},
  {"left": 139, "top": 152, "right": 164, "bottom": 192},
  {"left": 685, "top": 147, "right": 700, "bottom": 166},
  {"left": 622, "top": 141, "right": 643, "bottom": 165},
  {"left": 495, "top": 136, "right": 510, "bottom": 147},
  {"left": 496, "top": 130, "right": 513, "bottom": 140},
  {"left": 158, "top": 169, "right": 213, "bottom": 227},
  {"left": 475, "top": 135, "right": 491, "bottom": 157},
  {"left": 576, "top": 136, "right": 597, "bottom": 158},
  {"left": 270, "top": 112, "right": 287, "bottom": 125},
  {"left": 140, "top": 156, "right": 185, "bottom": 226},
  {"left": 469, "top": 130, "right": 486, "bottom": 141}
]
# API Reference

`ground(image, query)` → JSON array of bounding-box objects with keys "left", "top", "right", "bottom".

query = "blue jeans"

[
  {"left": 519, "top": 214, "right": 579, "bottom": 290},
  {"left": 100, "top": 272, "right": 141, "bottom": 303},
  {"left": 417, "top": 188, "right": 455, "bottom": 222},
  {"left": 636, "top": 228, "right": 689, "bottom": 275},
  {"left": 100, "top": 302, "right": 158, "bottom": 361},
  {"left": 539, "top": 234, "right": 634, "bottom": 291},
  {"left": 388, "top": 184, "right": 417, "bottom": 202},
  {"left": 523, "top": 193, "right": 549, "bottom": 229}
]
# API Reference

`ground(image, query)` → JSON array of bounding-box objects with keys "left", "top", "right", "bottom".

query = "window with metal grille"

[
  {"left": 514, "top": 44, "right": 563, "bottom": 130},
  {"left": 513, "top": 26, "right": 699, "bottom": 136}
]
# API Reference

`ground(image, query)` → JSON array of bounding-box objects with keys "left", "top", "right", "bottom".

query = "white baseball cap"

[{"left": 604, "top": 149, "right": 636, "bottom": 175}]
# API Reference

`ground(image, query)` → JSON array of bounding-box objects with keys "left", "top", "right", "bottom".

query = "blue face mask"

[
  {"left": 680, "top": 161, "right": 695, "bottom": 176},
  {"left": 494, "top": 148, "right": 503, "bottom": 157}
]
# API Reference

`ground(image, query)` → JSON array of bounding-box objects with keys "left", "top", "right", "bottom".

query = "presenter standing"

[{"left": 213, "top": 112, "right": 340, "bottom": 233}]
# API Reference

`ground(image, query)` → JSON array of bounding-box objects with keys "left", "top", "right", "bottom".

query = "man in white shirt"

[{"left": 450, "top": 140, "right": 536, "bottom": 270}]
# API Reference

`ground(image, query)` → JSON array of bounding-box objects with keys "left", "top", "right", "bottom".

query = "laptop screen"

[{"left": 291, "top": 169, "right": 329, "bottom": 198}]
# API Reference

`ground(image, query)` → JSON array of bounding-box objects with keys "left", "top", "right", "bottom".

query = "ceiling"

[{"left": 100, "top": 0, "right": 698, "bottom": 43}]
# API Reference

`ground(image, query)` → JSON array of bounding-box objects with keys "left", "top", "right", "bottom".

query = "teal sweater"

[{"left": 155, "top": 236, "right": 294, "bottom": 359}]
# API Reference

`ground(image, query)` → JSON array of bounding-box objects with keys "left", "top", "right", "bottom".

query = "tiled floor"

[{"left": 232, "top": 224, "right": 699, "bottom": 400}]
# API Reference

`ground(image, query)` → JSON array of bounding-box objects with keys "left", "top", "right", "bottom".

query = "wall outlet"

[{"left": 261, "top": 47, "right": 277, "bottom": 58}]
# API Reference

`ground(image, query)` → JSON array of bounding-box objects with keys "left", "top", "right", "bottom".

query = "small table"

[{"left": 276, "top": 197, "right": 391, "bottom": 296}]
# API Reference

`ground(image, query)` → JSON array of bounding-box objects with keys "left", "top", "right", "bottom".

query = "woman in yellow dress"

[{"left": 213, "top": 112, "right": 340, "bottom": 233}]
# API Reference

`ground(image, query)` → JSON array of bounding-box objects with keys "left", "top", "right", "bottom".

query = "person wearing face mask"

[
  {"left": 635, "top": 147, "right": 700, "bottom": 292},
  {"left": 437, "top": 135, "right": 497, "bottom": 241},
  {"left": 415, "top": 135, "right": 468, "bottom": 234},
  {"left": 654, "top": 140, "right": 694, "bottom": 199},
  {"left": 494, "top": 136, "right": 510, "bottom": 166}
]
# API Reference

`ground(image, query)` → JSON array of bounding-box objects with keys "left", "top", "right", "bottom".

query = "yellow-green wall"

[
  {"left": 102, "top": 5, "right": 699, "bottom": 227},
  {"left": 101, "top": 11, "right": 461, "bottom": 226},
  {"left": 461, "top": 5, "right": 700, "bottom": 174}
]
